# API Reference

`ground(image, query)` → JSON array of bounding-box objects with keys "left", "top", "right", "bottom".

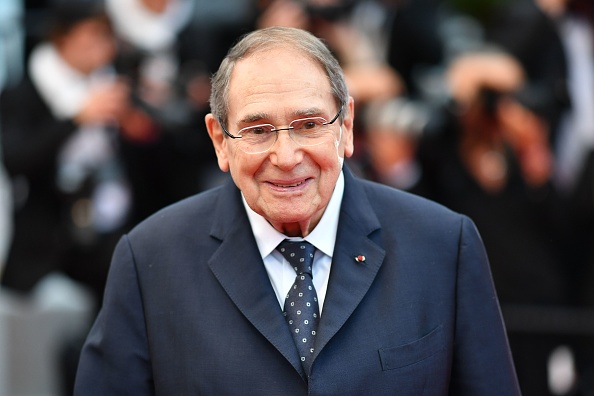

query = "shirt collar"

[{"left": 243, "top": 171, "right": 345, "bottom": 259}]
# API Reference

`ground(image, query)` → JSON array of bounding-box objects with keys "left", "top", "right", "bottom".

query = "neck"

[{"left": 272, "top": 219, "right": 315, "bottom": 238}]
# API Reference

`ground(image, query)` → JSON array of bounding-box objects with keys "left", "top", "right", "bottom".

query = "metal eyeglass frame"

[{"left": 218, "top": 104, "right": 344, "bottom": 153}]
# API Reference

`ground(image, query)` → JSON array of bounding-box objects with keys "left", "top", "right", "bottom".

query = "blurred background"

[{"left": 1, "top": 0, "right": 594, "bottom": 394}]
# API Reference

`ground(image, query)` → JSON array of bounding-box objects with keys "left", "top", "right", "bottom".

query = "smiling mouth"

[{"left": 272, "top": 179, "right": 307, "bottom": 188}]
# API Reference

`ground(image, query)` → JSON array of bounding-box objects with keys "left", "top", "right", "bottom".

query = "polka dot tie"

[{"left": 278, "top": 240, "right": 319, "bottom": 374}]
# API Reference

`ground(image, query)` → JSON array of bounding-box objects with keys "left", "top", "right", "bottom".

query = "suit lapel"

[
  {"left": 206, "top": 170, "right": 386, "bottom": 376},
  {"left": 314, "top": 169, "right": 385, "bottom": 360},
  {"left": 207, "top": 180, "right": 306, "bottom": 378}
]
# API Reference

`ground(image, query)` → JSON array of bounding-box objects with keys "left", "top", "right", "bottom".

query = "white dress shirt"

[{"left": 243, "top": 171, "right": 345, "bottom": 315}]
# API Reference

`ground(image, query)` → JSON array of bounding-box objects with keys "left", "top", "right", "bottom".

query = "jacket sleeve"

[
  {"left": 450, "top": 216, "right": 522, "bottom": 395},
  {"left": 74, "top": 235, "right": 155, "bottom": 395},
  {"left": 0, "top": 80, "right": 76, "bottom": 177}
]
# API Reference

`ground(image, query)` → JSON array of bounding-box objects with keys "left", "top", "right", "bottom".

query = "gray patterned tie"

[{"left": 277, "top": 240, "right": 319, "bottom": 373}]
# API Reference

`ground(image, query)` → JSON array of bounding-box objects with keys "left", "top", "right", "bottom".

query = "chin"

[{"left": 269, "top": 211, "right": 310, "bottom": 224}]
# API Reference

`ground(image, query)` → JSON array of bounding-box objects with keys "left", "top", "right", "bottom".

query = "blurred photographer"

[
  {"left": 420, "top": 50, "right": 568, "bottom": 396},
  {"left": 0, "top": 1, "right": 134, "bottom": 300}
]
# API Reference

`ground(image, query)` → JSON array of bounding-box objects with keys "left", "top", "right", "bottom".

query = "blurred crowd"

[{"left": 1, "top": 0, "right": 594, "bottom": 394}]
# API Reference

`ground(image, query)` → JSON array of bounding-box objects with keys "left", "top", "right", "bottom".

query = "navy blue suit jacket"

[{"left": 74, "top": 168, "right": 520, "bottom": 395}]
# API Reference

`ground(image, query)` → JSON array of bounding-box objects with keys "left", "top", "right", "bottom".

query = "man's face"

[{"left": 206, "top": 47, "right": 354, "bottom": 237}]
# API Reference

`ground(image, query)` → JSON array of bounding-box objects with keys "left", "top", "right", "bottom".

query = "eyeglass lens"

[{"left": 237, "top": 117, "right": 337, "bottom": 154}]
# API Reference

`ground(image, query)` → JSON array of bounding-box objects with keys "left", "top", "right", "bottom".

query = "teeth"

[{"left": 274, "top": 181, "right": 303, "bottom": 188}]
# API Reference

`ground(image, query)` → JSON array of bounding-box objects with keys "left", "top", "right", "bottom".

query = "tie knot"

[{"left": 277, "top": 240, "right": 316, "bottom": 276}]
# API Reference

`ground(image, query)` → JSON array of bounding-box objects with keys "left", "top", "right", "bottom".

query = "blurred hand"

[
  {"left": 498, "top": 97, "right": 553, "bottom": 187},
  {"left": 75, "top": 79, "right": 131, "bottom": 125},
  {"left": 119, "top": 108, "right": 161, "bottom": 144},
  {"left": 447, "top": 52, "right": 525, "bottom": 107}
]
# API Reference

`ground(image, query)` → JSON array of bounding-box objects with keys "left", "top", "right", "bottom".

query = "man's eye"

[
  {"left": 248, "top": 126, "right": 270, "bottom": 135},
  {"left": 296, "top": 119, "right": 324, "bottom": 130}
]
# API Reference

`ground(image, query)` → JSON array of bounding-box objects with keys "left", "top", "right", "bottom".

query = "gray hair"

[{"left": 209, "top": 26, "right": 349, "bottom": 128}]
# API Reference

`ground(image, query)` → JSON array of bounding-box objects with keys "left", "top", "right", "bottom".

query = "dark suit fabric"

[{"left": 74, "top": 169, "right": 519, "bottom": 395}]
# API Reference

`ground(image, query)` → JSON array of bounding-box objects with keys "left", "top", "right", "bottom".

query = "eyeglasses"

[{"left": 219, "top": 105, "right": 344, "bottom": 154}]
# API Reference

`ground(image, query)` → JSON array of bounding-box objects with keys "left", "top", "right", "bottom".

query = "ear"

[
  {"left": 205, "top": 113, "right": 230, "bottom": 172},
  {"left": 342, "top": 96, "right": 355, "bottom": 158}
]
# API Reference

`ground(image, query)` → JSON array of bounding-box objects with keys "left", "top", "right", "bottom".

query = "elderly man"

[{"left": 74, "top": 27, "right": 520, "bottom": 395}]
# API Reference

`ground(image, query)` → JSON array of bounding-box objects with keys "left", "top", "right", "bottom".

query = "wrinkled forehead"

[
  {"left": 231, "top": 46, "right": 329, "bottom": 91},
  {"left": 239, "top": 46, "right": 326, "bottom": 78},
  {"left": 237, "top": 45, "right": 325, "bottom": 75},
  {"left": 227, "top": 47, "right": 333, "bottom": 114}
]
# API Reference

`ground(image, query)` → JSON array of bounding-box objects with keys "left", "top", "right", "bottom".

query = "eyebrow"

[
  {"left": 240, "top": 112, "right": 269, "bottom": 124},
  {"left": 239, "top": 107, "right": 326, "bottom": 125}
]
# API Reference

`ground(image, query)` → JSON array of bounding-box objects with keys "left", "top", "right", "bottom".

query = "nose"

[{"left": 269, "top": 129, "right": 304, "bottom": 169}]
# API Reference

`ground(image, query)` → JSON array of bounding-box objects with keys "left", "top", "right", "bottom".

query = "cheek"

[
  {"left": 313, "top": 143, "right": 344, "bottom": 171},
  {"left": 311, "top": 150, "right": 343, "bottom": 193},
  {"left": 227, "top": 148, "right": 265, "bottom": 186}
]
